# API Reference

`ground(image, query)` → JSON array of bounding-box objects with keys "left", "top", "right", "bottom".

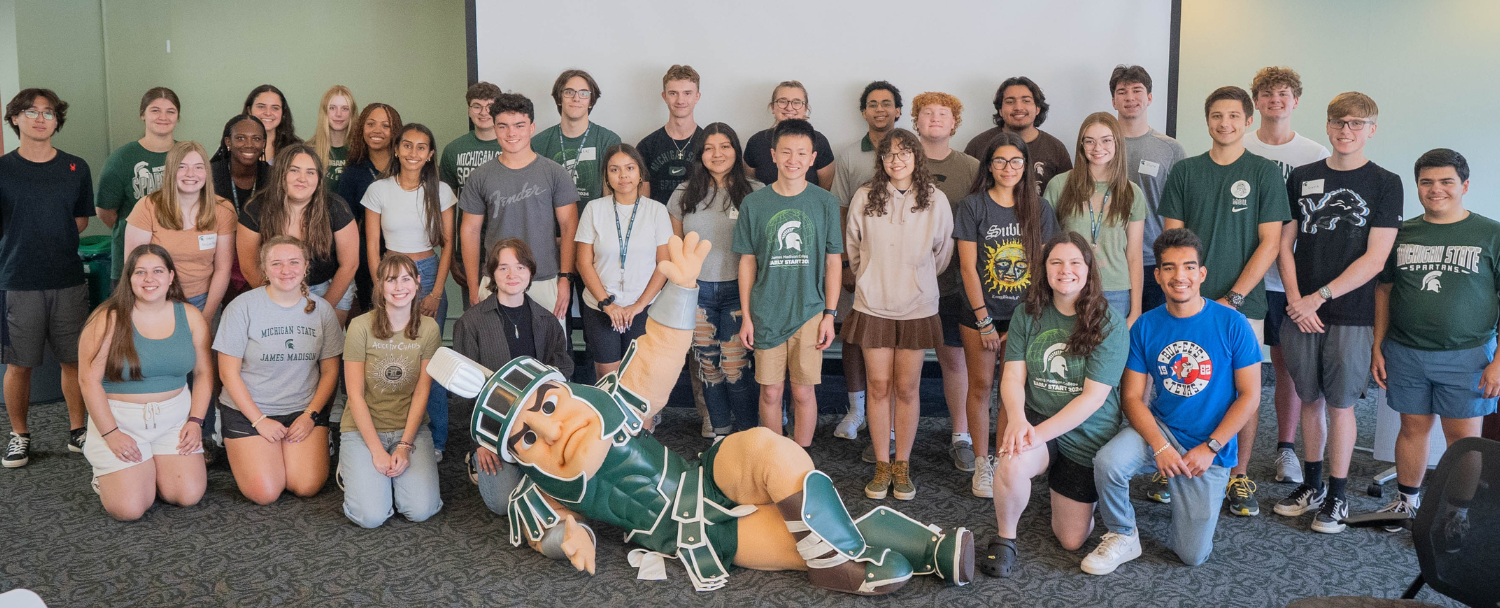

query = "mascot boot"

[
  {"left": 775, "top": 471, "right": 913, "bottom": 595},
  {"left": 855, "top": 507, "right": 974, "bottom": 585}
]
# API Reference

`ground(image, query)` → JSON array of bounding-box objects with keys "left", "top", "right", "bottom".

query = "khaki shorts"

[
  {"left": 1247, "top": 317, "right": 1265, "bottom": 346},
  {"left": 754, "top": 314, "right": 824, "bottom": 386}
]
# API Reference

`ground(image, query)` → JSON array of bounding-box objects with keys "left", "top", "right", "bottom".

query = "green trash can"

[{"left": 79, "top": 235, "right": 112, "bottom": 309}]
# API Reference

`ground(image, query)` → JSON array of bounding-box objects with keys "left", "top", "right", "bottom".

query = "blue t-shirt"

[{"left": 1125, "top": 300, "right": 1261, "bottom": 468}]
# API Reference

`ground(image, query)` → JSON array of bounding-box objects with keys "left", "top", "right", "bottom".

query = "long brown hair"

[
  {"left": 372, "top": 252, "right": 423, "bottom": 341},
  {"left": 255, "top": 144, "right": 334, "bottom": 260},
  {"left": 970, "top": 131, "right": 1046, "bottom": 272},
  {"left": 1025, "top": 231, "right": 1112, "bottom": 358},
  {"left": 1056, "top": 112, "right": 1135, "bottom": 226},
  {"left": 150, "top": 141, "right": 221, "bottom": 231},
  {"left": 89, "top": 244, "right": 187, "bottom": 383},
  {"left": 346, "top": 103, "right": 403, "bottom": 167},
  {"left": 379, "top": 123, "right": 445, "bottom": 248},
  {"left": 258, "top": 236, "right": 317, "bottom": 314},
  {"left": 864, "top": 128, "right": 935, "bottom": 217},
  {"left": 678, "top": 122, "right": 755, "bottom": 215}
]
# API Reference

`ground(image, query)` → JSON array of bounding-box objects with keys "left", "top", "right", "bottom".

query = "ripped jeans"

[{"left": 693, "top": 280, "right": 757, "bottom": 433}]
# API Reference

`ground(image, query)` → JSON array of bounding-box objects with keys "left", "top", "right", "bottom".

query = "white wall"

[
  {"left": 0, "top": 0, "right": 19, "bottom": 153},
  {"left": 476, "top": 0, "right": 1172, "bottom": 162}
]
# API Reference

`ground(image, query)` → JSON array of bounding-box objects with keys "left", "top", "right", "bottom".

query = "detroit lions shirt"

[{"left": 1287, "top": 160, "right": 1404, "bottom": 326}]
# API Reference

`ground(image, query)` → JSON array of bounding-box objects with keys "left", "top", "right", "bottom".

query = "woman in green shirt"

[
  {"left": 310, "top": 85, "right": 357, "bottom": 192},
  {"left": 96, "top": 87, "right": 179, "bottom": 282}
]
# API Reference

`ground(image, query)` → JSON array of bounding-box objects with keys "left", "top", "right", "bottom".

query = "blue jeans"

[
  {"left": 308, "top": 280, "right": 355, "bottom": 311},
  {"left": 475, "top": 449, "right": 524, "bottom": 516},
  {"left": 338, "top": 427, "right": 443, "bottom": 528},
  {"left": 411, "top": 255, "right": 452, "bottom": 450},
  {"left": 1093, "top": 420, "right": 1229, "bottom": 566},
  {"left": 692, "top": 280, "right": 756, "bottom": 432},
  {"left": 1104, "top": 290, "right": 1131, "bottom": 316}
]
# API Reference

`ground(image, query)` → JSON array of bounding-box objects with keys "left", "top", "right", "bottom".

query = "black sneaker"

[
  {"left": 1226, "top": 474, "right": 1260, "bottom": 516},
  {"left": 4, "top": 432, "right": 31, "bottom": 468},
  {"left": 1273, "top": 484, "right": 1325, "bottom": 517},
  {"left": 1440, "top": 509, "right": 1469, "bottom": 553},
  {"left": 1372, "top": 497, "right": 1419, "bottom": 532},
  {"left": 1311, "top": 495, "right": 1348, "bottom": 534},
  {"left": 464, "top": 451, "right": 479, "bottom": 485},
  {"left": 68, "top": 427, "right": 87, "bottom": 453},
  {"left": 979, "top": 536, "right": 1019, "bottom": 578}
]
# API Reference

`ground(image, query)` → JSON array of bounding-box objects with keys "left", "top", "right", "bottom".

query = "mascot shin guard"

[
  {"left": 855, "top": 507, "right": 974, "bottom": 585},
  {"left": 775, "top": 471, "right": 913, "bottom": 595}
]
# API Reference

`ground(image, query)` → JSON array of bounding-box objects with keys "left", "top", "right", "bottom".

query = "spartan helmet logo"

[
  {"left": 285, "top": 338, "right": 295, "bottom": 349},
  {"left": 777, "top": 221, "right": 803, "bottom": 252},
  {"left": 1422, "top": 271, "right": 1443, "bottom": 293},
  {"left": 1043, "top": 343, "right": 1069, "bottom": 377}
]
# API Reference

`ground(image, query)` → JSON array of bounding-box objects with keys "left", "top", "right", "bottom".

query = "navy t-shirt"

[
  {"left": 0, "top": 149, "right": 95, "bottom": 291},
  {"left": 1125, "top": 299, "right": 1262, "bottom": 468},
  {"left": 743, "top": 128, "right": 836, "bottom": 188}
]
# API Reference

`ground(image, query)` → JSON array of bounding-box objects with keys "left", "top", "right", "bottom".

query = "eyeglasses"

[
  {"left": 881, "top": 150, "right": 914, "bottom": 162},
  {"left": 865, "top": 100, "right": 896, "bottom": 110},
  {"left": 1328, "top": 118, "right": 1373, "bottom": 131},
  {"left": 991, "top": 157, "right": 1026, "bottom": 170},
  {"left": 562, "top": 88, "right": 593, "bottom": 100},
  {"left": 774, "top": 99, "right": 807, "bottom": 110},
  {"left": 22, "top": 109, "right": 56, "bottom": 121},
  {"left": 1082, "top": 137, "right": 1115, "bottom": 149},
  {"left": 469, "top": 102, "right": 494, "bottom": 112}
]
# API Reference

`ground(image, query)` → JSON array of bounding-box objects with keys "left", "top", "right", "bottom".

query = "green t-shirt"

[
  {"left": 731, "top": 184, "right": 844, "bottom": 348},
  {"left": 339, "top": 313, "right": 443, "bottom": 434},
  {"left": 96, "top": 141, "right": 169, "bottom": 279},
  {"left": 1043, "top": 173, "right": 1148, "bottom": 293},
  {"left": 439, "top": 131, "right": 502, "bottom": 195},
  {"left": 1003, "top": 302, "right": 1129, "bottom": 466},
  {"left": 1380, "top": 212, "right": 1500, "bottom": 351},
  {"left": 324, "top": 145, "right": 348, "bottom": 192},
  {"left": 1158, "top": 151, "right": 1291, "bottom": 319},
  {"left": 531, "top": 122, "right": 623, "bottom": 204}
]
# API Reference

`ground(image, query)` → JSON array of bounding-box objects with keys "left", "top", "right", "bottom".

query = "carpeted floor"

[{"left": 0, "top": 368, "right": 1466, "bottom": 607}]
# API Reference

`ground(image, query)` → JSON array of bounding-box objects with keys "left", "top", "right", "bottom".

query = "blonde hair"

[
  {"left": 767, "top": 80, "right": 810, "bottom": 119},
  {"left": 1327, "top": 92, "right": 1378, "bottom": 121},
  {"left": 150, "top": 141, "right": 221, "bottom": 231},
  {"left": 311, "top": 85, "right": 357, "bottom": 171},
  {"left": 258, "top": 236, "right": 316, "bottom": 314}
]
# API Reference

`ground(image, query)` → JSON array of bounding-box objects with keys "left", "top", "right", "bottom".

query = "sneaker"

[
  {"left": 891, "top": 460, "right": 915, "bottom": 501},
  {"left": 861, "top": 438, "right": 895, "bottom": 464},
  {"left": 68, "top": 427, "right": 87, "bottom": 453},
  {"left": 1146, "top": 472, "right": 1171, "bottom": 504},
  {"left": 1439, "top": 509, "right": 1469, "bottom": 553},
  {"left": 3, "top": 433, "right": 31, "bottom": 468},
  {"left": 1274, "top": 447, "right": 1303, "bottom": 484},
  {"left": 90, "top": 476, "right": 101, "bottom": 495},
  {"left": 1372, "top": 497, "right": 1419, "bottom": 533},
  {"left": 978, "top": 536, "right": 1018, "bottom": 577},
  {"left": 1273, "top": 484, "right": 1325, "bottom": 517},
  {"left": 464, "top": 451, "right": 479, "bottom": 485},
  {"left": 1310, "top": 494, "right": 1348, "bottom": 534},
  {"left": 864, "top": 461, "right": 893, "bottom": 499},
  {"left": 700, "top": 417, "right": 715, "bottom": 438},
  {"left": 833, "top": 409, "right": 865, "bottom": 440},
  {"left": 434, "top": 449, "right": 444, "bottom": 463},
  {"left": 1081, "top": 529, "right": 1142, "bottom": 575},
  {"left": 1226, "top": 475, "right": 1260, "bottom": 516},
  {"left": 971, "top": 455, "right": 995, "bottom": 498},
  {"left": 950, "top": 440, "right": 976, "bottom": 472}
]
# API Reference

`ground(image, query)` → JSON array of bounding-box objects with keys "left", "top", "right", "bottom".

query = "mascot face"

[{"left": 506, "top": 381, "right": 612, "bottom": 480}]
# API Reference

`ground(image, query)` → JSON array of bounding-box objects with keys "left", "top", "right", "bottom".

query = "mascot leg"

[
  {"left": 774, "top": 470, "right": 913, "bottom": 595},
  {"left": 854, "top": 506, "right": 974, "bottom": 585}
]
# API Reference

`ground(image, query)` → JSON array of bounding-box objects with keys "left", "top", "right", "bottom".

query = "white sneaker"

[
  {"left": 1081, "top": 529, "right": 1142, "bottom": 575},
  {"left": 971, "top": 455, "right": 995, "bottom": 498},
  {"left": 833, "top": 410, "right": 865, "bottom": 439},
  {"left": 1274, "top": 448, "right": 1303, "bottom": 484},
  {"left": 700, "top": 417, "right": 715, "bottom": 438}
]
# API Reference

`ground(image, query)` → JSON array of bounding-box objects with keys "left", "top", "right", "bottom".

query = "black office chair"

[{"left": 1286, "top": 437, "right": 1499, "bottom": 608}]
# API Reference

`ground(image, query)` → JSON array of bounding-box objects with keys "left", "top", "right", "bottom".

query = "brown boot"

[{"left": 891, "top": 461, "right": 916, "bottom": 501}]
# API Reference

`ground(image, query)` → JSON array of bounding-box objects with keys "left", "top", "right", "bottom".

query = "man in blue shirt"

[{"left": 1082, "top": 229, "right": 1263, "bottom": 574}]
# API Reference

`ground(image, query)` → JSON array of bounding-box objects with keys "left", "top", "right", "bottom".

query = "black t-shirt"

[
  {"left": 499, "top": 301, "right": 537, "bottom": 360},
  {"left": 211, "top": 158, "right": 272, "bottom": 214},
  {"left": 743, "top": 128, "right": 836, "bottom": 187},
  {"left": 238, "top": 193, "right": 356, "bottom": 287},
  {"left": 337, "top": 158, "right": 382, "bottom": 223},
  {"left": 0, "top": 149, "right": 95, "bottom": 291},
  {"left": 1287, "top": 159, "right": 1404, "bottom": 326},
  {"left": 637, "top": 126, "right": 703, "bottom": 199}
]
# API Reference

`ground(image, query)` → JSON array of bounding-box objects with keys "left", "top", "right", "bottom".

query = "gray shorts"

[
  {"left": 1279, "top": 323, "right": 1373, "bottom": 408},
  {"left": 2, "top": 284, "right": 89, "bottom": 367}
]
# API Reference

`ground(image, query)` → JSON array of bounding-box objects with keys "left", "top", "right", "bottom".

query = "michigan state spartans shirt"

[
  {"left": 1380, "top": 212, "right": 1500, "bottom": 351},
  {"left": 732, "top": 184, "right": 842, "bottom": 348},
  {"left": 96, "top": 141, "right": 168, "bottom": 279}
]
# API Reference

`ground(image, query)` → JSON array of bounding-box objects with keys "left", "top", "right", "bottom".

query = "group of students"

[{"left": 1, "top": 60, "right": 1496, "bottom": 580}]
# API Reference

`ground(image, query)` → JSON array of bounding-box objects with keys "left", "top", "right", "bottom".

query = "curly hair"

[
  {"left": 466, "top": 82, "right": 502, "bottom": 104},
  {"left": 991, "top": 77, "right": 1050, "bottom": 128},
  {"left": 5, "top": 88, "right": 68, "bottom": 136},
  {"left": 1250, "top": 66, "right": 1304, "bottom": 99},
  {"left": 1025, "top": 231, "right": 1113, "bottom": 358},
  {"left": 864, "top": 129, "right": 935, "bottom": 217},
  {"left": 910, "top": 92, "right": 963, "bottom": 135}
]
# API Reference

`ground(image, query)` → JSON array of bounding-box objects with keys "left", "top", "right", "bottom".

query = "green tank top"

[{"left": 101, "top": 302, "right": 196, "bottom": 395}]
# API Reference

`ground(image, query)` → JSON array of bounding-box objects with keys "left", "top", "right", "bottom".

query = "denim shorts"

[
  {"left": 1383, "top": 338, "right": 1499, "bottom": 419},
  {"left": 309, "top": 280, "right": 355, "bottom": 311}
]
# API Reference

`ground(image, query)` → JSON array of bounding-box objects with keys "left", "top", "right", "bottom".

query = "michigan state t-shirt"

[
  {"left": 1380, "top": 212, "right": 1500, "bottom": 352},
  {"left": 97, "top": 141, "right": 168, "bottom": 279},
  {"left": 213, "top": 287, "right": 346, "bottom": 416},
  {"left": 637, "top": 126, "right": 703, "bottom": 199},
  {"left": 951, "top": 192, "right": 1059, "bottom": 321},
  {"left": 324, "top": 145, "right": 348, "bottom": 191},
  {"left": 532, "top": 122, "right": 622, "bottom": 203},
  {"left": 1126, "top": 300, "right": 1262, "bottom": 468},
  {"left": 1004, "top": 302, "right": 1129, "bottom": 466},
  {"left": 1158, "top": 151, "right": 1291, "bottom": 320},
  {"left": 439, "top": 131, "right": 502, "bottom": 194},
  {"left": 1287, "top": 160, "right": 1404, "bottom": 326},
  {"left": 340, "top": 313, "right": 441, "bottom": 433},
  {"left": 732, "top": 184, "right": 843, "bottom": 348}
]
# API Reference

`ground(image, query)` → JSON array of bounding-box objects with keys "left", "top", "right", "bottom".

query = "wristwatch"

[
  {"left": 187, "top": 416, "right": 205, "bottom": 426},
  {"left": 1225, "top": 291, "right": 1245, "bottom": 309},
  {"left": 1206, "top": 438, "right": 1223, "bottom": 454},
  {"left": 824, "top": 308, "right": 838, "bottom": 319},
  {"left": 1318, "top": 285, "right": 1333, "bottom": 301}
]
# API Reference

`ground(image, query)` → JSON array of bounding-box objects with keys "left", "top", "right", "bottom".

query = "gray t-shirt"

[
  {"left": 667, "top": 180, "right": 764, "bottom": 283},
  {"left": 1124, "top": 129, "right": 1187, "bottom": 266},
  {"left": 213, "top": 287, "right": 345, "bottom": 416},
  {"left": 455, "top": 155, "right": 580, "bottom": 280},
  {"left": 831, "top": 135, "right": 877, "bottom": 208}
]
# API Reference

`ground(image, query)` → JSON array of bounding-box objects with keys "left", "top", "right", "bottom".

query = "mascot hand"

[
  {"left": 658, "top": 232, "right": 712, "bottom": 289},
  {"left": 561, "top": 514, "right": 597, "bottom": 575}
]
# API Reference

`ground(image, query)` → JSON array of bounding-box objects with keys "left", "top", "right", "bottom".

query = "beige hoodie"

[{"left": 846, "top": 183, "right": 955, "bottom": 320}]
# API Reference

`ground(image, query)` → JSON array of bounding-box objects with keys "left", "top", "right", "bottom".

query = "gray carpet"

[{"left": 0, "top": 370, "right": 1465, "bottom": 607}]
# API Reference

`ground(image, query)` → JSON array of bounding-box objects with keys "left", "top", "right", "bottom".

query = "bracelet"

[
  {"left": 971, "top": 304, "right": 987, "bottom": 312},
  {"left": 979, "top": 326, "right": 997, "bottom": 336},
  {"left": 251, "top": 415, "right": 268, "bottom": 428},
  {"left": 1152, "top": 444, "right": 1171, "bottom": 457},
  {"left": 976, "top": 316, "right": 994, "bottom": 329},
  {"left": 101, "top": 427, "right": 120, "bottom": 438},
  {"left": 394, "top": 441, "right": 414, "bottom": 451},
  {"left": 187, "top": 416, "right": 205, "bottom": 426}
]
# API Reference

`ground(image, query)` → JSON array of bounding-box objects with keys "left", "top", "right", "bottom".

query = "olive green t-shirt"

[
  {"left": 1043, "top": 173, "right": 1148, "bottom": 293},
  {"left": 1003, "top": 302, "right": 1129, "bottom": 467},
  {"left": 925, "top": 149, "right": 981, "bottom": 296},
  {"left": 531, "top": 122, "right": 623, "bottom": 204},
  {"left": 324, "top": 145, "right": 348, "bottom": 192},
  {"left": 1380, "top": 212, "right": 1500, "bottom": 351},
  {"left": 340, "top": 313, "right": 442, "bottom": 433},
  {"left": 96, "top": 141, "right": 169, "bottom": 279},
  {"left": 439, "top": 131, "right": 502, "bottom": 194}
]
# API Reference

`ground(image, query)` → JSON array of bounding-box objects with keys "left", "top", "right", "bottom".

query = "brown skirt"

[{"left": 841, "top": 310, "right": 943, "bottom": 350}]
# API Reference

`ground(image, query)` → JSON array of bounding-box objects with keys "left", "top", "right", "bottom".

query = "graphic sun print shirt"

[
  {"left": 953, "top": 191, "right": 1059, "bottom": 321},
  {"left": 1126, "top": 300, "right": 1262, "bottom": 468}
]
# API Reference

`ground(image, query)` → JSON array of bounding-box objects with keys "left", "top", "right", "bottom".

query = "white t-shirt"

[
  {"left": 1244, "top": 131, "right": 1331, "bottom": 292},
  {"left": 360, "top": 177, "right": 457, "bottom": 253},
  {"left": 575, "top": 196, "right": 673, "bottom": 309}
]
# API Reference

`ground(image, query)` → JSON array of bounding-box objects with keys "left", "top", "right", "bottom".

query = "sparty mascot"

[{"left": 428, "top": 233, "right": 973, "bottom": 595}]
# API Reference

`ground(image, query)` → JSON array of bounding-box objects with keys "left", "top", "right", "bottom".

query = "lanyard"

[
  {"left": 612, "top": 199, "right": 641, "bottom": 277},
  {"left": 1086, "top": 188, "right": 1111, "bottom": 245},
  {"left": 561, "top": 123, "right": 591, "bottom": 160}
]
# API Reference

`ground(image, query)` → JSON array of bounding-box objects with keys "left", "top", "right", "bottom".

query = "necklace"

[{"left": 669, "top": 131, "right": 693, "bottom": 160}]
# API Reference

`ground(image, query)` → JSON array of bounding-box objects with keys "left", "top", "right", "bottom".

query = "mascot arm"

[{"left": 616, "top": 233, "right": 712, "bottom": 417}]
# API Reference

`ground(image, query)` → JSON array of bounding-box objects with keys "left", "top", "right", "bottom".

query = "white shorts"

[{"left": 84, "top": 387, "right": 200, "bottom": 477}]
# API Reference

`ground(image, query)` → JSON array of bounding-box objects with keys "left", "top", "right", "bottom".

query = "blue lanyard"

[
  {"left": 611, "top": 199, "right": 640, "bottom": 276},
  {"left": 561, "top": 123, "right": 591, "bottom": 159},
  {"left": 1086, "top": 188, "right": 1111, "bottom": 245}
]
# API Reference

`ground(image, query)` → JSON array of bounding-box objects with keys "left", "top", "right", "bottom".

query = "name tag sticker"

[
  {"left": 727, "top": 207, "right": 739, "bottom": 220},
  {"left": 1302, "top": 179, "right": 1324, "bottom": 196},
  {"left": 1138, "top": 159, "right": 1160, "bottom": 177},
  {"left": 578, "top": 147, "right": 596, "bottom": 162},
  {"left": 198, "top": 234, "right": 217, "bottom": 250}
]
